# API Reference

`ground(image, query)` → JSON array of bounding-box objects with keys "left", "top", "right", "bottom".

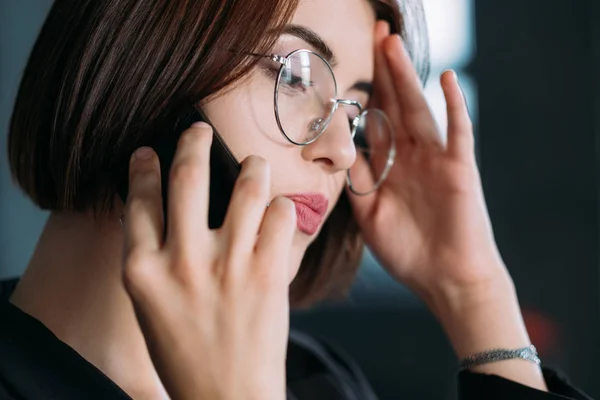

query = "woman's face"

[{"left": 204, "top": 0, "right": 376, "bottom": 273}]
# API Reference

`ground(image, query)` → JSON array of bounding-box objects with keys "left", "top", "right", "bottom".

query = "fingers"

[
  {"left": 442, "top": 70, "right": 475, "bottom": 160},
  {"left": 373, "top": 22, "right": 407, "bottom": 144},
  {"left": 384, "top": 34, "right": 442, "bottom": 148},
  {"left": 166, "top": 122, "right": 213, "bottom": 248},
  {"left": 221, "top": 156, "right": 271, "bottom": 256},
  {"left": 254, "top": 196, "right": 296, "bottom": 283},
  {"left": 373, "top": 22, "right": 395, "bottom": 109},
  {"left": 124, "top": 147, "right": 164, "bottom": 254}
]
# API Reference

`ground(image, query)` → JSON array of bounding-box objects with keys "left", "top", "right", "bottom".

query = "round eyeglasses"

[{"left": 262, "top": 49, "right": 396, "bottom": 196}]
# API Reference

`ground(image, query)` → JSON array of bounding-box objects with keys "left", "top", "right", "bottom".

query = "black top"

[{"left": 0, "top": 278, "right": 593, "bottom": 400}]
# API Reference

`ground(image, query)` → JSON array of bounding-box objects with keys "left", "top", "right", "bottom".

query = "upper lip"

[{"left": 285, "top": 193, "right": 329, "bottom": 216}]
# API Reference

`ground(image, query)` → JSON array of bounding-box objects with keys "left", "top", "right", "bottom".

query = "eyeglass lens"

[{"left": 275, "top": 50, "right": 394, "bottom": 195}]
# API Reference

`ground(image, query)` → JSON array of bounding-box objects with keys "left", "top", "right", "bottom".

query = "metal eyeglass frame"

[{"left": 251, "top": 48, "right": 396, "bottom": 195}]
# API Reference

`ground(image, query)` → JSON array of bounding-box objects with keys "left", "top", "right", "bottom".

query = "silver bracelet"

[{"left": 458, "top": 344, "right": 541, "bottom": 371}]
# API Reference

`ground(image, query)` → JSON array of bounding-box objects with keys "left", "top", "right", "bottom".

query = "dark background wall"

[
  {"left": 0, "top": 0, "right": 53, "bottom": 280},
  {"left": 1, "top": 1, "right": 599, "bottom": 399},
  {"left": 475, "top": 0, "right": 600, "bottom": 394}
]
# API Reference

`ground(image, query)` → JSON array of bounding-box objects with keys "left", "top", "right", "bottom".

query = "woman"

[{"left": 0, "top": 0, "right": 593, "bottom": 398}]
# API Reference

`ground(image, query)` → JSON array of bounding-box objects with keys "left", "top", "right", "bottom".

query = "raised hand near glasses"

[
  {"left": 347, "top": 22, "right": 548, "bottom": 390},
  {"left": 348, "top": 22, "right": 504, "bottom": 309},
  {"left": 121, "top": 125, "right": 295, "bottom": 400}
]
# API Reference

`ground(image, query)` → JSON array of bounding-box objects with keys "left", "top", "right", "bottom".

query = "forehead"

[{"left": 290, "top": 0, "right": 376, "bottom": 82}]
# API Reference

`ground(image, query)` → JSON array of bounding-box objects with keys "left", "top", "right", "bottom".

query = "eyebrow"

[
  {"left": 283, "top": 24, "right": 338, "bottom": 68},
  {"left": 350, "top": 81, "right": 373, "bottom": 98},
  {"left": 282, "top": 24, "right": 373, "bottom": 99}
]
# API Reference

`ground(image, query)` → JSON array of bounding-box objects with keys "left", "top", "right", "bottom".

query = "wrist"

[
  {"left": 426, "top": 271, "right": 548, "bottom": 391},
  {"left": 423, "top": 270, "right": 532, "bottom": 359},
  {"left": 422, "top": 267, "right": 514, "bottom": 318}
]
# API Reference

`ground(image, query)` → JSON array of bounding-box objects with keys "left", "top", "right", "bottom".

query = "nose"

[{"left": 300, "top": 109, "right": 356, "bottom": 172}]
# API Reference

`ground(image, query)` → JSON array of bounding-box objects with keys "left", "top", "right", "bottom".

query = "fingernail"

[
  {"left": 132, "top": 146, "right": 153, "bottom": 161},
  {"left": 442, "top": 69, "right": 459, "bottom": 85},
  {"left": 191, "top": 121, "right": 209, "bottom": 128},
  {"left": 396, "top": 35, "right": 407, "bottom": 51}
]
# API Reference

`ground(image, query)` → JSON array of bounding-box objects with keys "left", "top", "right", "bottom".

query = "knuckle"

[
  {"left": 242, "top": 155, "right": 270, "bottom": 176},
  {"left": 236, "top": 174, "right": 268, "bottom": 201},
  {"left": 126, "top": 195, "right": 155, "bottom": 215},
  {"left": 181, "top": 125, "right": 213, "bottom": 149},
  {"left": 168, "top": 247, "right": 205, "bottom": 288},
  {"left": 170, "top": 162, "right": 203, "bottom": 186},
  {"left": 123, "top": 251, "right": 158, "bottom": 295},
  {"left": 235, "top": 156, "right": 270, "bottom": 202},
  {"left": 270, "top": 197, "right": 296, "bottom": 224},
  {"left": 130, "top": 163, "right": 160, "bottom": 188},
  {"left": 172, "top": 257, "right": 195, "bottom": 284}
]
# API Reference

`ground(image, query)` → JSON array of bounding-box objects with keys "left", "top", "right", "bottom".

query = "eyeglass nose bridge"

[{"left": 331, "top": 99, "right": 364, "bottom": 139}]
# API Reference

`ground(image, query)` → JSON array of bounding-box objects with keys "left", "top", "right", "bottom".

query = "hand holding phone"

[
  {"left": 120, "top": 122, "right": 297, "bottom": 400},
  {"left": 117, "top": 106, "right": 240, "bottom": 230}
]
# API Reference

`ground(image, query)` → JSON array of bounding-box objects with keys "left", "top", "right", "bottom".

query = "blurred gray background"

[{"left": 1, "top": 0, "right": 599, "bottom": 399}]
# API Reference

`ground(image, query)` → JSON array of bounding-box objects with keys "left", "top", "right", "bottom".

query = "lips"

[{"left": 285, "top": 193, "right": 329, "bottom": 235}]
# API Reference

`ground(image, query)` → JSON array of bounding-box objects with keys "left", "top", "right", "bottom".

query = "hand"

[
  {"left": 121, "top": 123, "right": 296, "bottom": 400},
  {"left": 349, "top": 23, "right": 549, "bottom": 392},
  {"left": 348, "top": 22, "right": 547, "bottom": 390},
  {"left": 348, "top": 22, "right": 508, "bottom": 304}
]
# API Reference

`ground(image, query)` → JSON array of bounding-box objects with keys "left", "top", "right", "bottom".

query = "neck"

[{"left": 10, "top": 211, "right": 168, "bottom": 399}]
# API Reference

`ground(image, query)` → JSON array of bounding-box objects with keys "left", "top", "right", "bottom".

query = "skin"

[
  {"left": 202, "top": 0, "right": 375, "bottom": 265},
  {"left": 9, "top": 0, "right": 548, "bottom": 398}
]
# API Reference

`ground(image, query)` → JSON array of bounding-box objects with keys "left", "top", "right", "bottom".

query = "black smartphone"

[{"left": 117, "top": 106, "right": 240, "bottom": 232}]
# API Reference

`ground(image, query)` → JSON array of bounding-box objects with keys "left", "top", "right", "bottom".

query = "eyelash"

[
  {"left": 264, "top": 66, "right": 315, "bottom": 93},
  {"left": 259, "top": 65, "right": 367, "bottom": 125},
  {"left": 287, "top": 74, "right": 315, "bottom": 90}
]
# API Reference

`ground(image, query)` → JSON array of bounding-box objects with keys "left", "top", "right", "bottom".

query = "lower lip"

[{"left": 292, "top": 202, "right": 323, "bottom": 235}]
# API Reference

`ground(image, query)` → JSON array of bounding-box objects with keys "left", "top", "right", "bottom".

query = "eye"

[
  {"left": 260, "top": 65, "right": 280, "bottom": 81},
  {"left": 352, "top": 121, "right": 369, "bottom": 150},
  {"left": 259, "top": 66, "right": 315, "bottom": 95},
  {"left": 282, "top": 70, "right": 315, "bottom": 92}
]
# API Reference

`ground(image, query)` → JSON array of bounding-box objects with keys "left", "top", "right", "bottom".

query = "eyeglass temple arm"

[{"left": 244, "top": 51, "right": 287, "bottom": 65}]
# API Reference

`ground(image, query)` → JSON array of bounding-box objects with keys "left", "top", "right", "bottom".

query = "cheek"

[
  {"left": 203, "top": 74, "right": 285, "bottom": 161},
  {"left": 329, "top": 171, "right": 348, "bottom": 207}
]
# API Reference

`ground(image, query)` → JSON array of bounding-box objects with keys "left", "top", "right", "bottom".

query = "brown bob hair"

[{"left": 8, "top": 0, "right": 429, "bottom": 307}]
